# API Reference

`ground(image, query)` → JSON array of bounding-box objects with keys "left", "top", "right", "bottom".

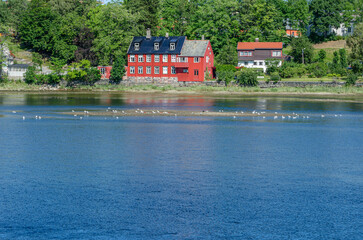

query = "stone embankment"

[{"left": 95, "top": 79, "right": 362, "bottom": 88}]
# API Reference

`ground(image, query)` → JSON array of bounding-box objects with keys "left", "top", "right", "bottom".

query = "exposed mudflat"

[{"left": 62, "top": 109, "right": 304, "bottom": 118}]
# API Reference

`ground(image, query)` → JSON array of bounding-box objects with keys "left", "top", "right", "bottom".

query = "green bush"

[
  {"left": 45, "top": 73, "right": 62, "bottom": 85},
  {"left": 318, "top": 49, "right": 327, "bottom": 62},
  {"left": 270, "top": 72, "right": 280, "bottom": 83},
  {"left": 24, "top": 66, "right": 37, "bottom": 84},
  {"left": 307, "top": 62, "right": 328, "bottom": 78},
  {"left": 215, "top": 64, "right": 237, "bottom": 73},
  {"left": 217, "top": 71, "right": 235, "bottom": 85},
  {"left": 265, "top": 58, "right": 281, "bottom": 74},
  {"left": 235, "top": 68, "right": 258, "bottom": 87},
  {"left": 345, "top": 74, "right": 358, "bottom": 86},
  {"left": 66, "top": 60, "right": 101, "bottom": 85}
]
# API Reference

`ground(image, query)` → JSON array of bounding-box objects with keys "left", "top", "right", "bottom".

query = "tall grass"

[{"left": 1, "top": 81, "right": 362, "bottom": 94}]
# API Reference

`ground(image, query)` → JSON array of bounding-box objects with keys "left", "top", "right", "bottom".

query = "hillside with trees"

[{"left": 0, "top": 0, "right": 362, "bottom": 85}]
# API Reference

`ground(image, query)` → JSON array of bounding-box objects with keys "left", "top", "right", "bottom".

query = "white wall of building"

[{"left": 238, "top": 60, "right": 282, "bottom": 72}]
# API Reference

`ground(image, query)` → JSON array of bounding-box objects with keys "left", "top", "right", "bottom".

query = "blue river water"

[{"left": 0, "top": 93, "right": 362, "bottom": 239}]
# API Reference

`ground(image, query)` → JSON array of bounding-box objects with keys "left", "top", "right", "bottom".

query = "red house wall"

[
  {"left": 127, "top": 42, "right": 215, "bottom": 82},
  {"left": 98, "top": 66, "right": 112, "bottom": 79},
  {"left": 178, "top": 41, "right": 214, "bottom": 82}
]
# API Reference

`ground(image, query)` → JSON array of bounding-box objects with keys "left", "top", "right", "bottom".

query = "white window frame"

[
  {"left": 163, "top": 55, "right": 168, "bottom": 63},
  {"left": 154, "top": 43, "right": 159, "bottom": 50},
  {"left": 163, "top": 66, "right": 168, "bottom": 75},
  {"left": 240, "top": 51, "right": 253, "bottom": 56},
  {"left": 134, "top": 43, "right": 140, "bottom": 51},
  {"left": 171, "top": 66, "right": 176, "bottom": 74},
  {"left": 154, "top": 55, "right": 160, "bottom": 63},
  {"left": 138, "top": 66, "right": 143, "bottom": 74},
  {"left": 130, "top": 66, "right": 135, "bottom": 74},
  {"left": 146, "top": 55, "right": 151, "bottom": 62},
  {"left": 170, "top": 43, "right": 175, "bottom": 50},
  {"left": 194, "top": 57, "right": 200, "bottom": 63},
  {"left": 129, "top": 55, "right": 135, "bottom": 62},
  {"left": 138, "top": 55, "right": 144, "bottom": 62},
  {"left": 177, "top": 57, "right": 188, "bottom": 62},
  {"left": 171, "top": 55, "right": 176, "bottom": 62},
  {"left": 100, "top": 67, "right": 105, "bottom": 75},
  {"left": 272, "top": 51, "right": 282, "bottom": 57},
  {"left": 206, "top": 56, "right": 209, "bottom": 63},
  {"left": 154, "top": 66, "right": 160, "bottom": 74},
  {"left": 146, "top": 66, "right": 151, "bottom": 74}
]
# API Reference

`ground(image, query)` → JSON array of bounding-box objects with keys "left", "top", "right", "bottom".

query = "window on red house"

[
  {"left": 138, "top": 66, "right": 143, "bottom": 74},
  {"left": 155, "top": 55, "right": 160, "bottom": 62},
  {"left": 146, "top": 55, "right": 151, "bottom": 62},
  {"left": 194, "top": 69, "right": 199, "bottom": 76},
  {"left": 154, "top": 66, "right": 160, "bottom": 74},
  {"left": 146, "top": 66, "right": 151, "bottom": 74},
  {"left": 129, "top": 55, "right": 135, "bottom": 62},
  {"left": 171, "top": 66, "right": 176, "bottom": 74},
  {"left": 130, "top": 67, "right": 135, "bottom": 74}
]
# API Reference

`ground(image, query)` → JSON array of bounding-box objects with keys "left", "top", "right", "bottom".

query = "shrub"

[
  {"left": 318, "top": 49, "right": 327, "bottom": 62},
  {"left": 307, "top": 62, "right": 328, "bottom": 78},
  {"left": 270, "top": 72, "right": 280, "bottom": 83},
  {"left": 216, "top": 64, "right": 237, "bottom": 73},
  {"left": 217, "top": 71, "right": 235, "bottom": 85},
  {"left": 235, "top": 68, "right": 258, "bottom": 86},
  {"left": 46, "top": 73, "right": 62, "bottom": 85},
  {"left": 24, "top": 66, "right": 37, "bottom": 84},
  {"left": 265, "top": 58, "right": 281, "bottom": 74},
  {"left": 0, "top": 74, "right": 8, "bottom": 83},
  {"left": 345, "top": 74, "right": 358, "bottom": 86},
  {"left": 66, "top": 60, "right": 101, "bottom": 85}
]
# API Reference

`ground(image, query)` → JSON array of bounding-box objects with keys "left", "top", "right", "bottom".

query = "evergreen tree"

[{"left": 339, "top": 49, "right": 347, "bottom": 69}]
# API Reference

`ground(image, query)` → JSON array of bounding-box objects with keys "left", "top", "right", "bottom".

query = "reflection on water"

[{"left": 0, "top": 93, "right": 362, "bottom": 239}]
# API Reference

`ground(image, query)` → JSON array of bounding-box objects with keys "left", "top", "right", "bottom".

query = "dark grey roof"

[
  {"left": 180, "top": 40, "right": 209, "bottom": 57},
  {"left": 9, "top": 64, "right": 29, "bottom": 69},
  {"left": 127, "top": 36, "right": 186, "bottom": 55}
]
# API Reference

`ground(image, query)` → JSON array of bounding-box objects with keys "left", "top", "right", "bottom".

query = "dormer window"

[
  {"left": 170, "top": 43, "right": 175, "bottom": 50},
  {"left": 154, "top": 43, "right": 159, "bottom": 50},
  {"left": 134, "top": 43, "right": 140, "bottom": 51}
]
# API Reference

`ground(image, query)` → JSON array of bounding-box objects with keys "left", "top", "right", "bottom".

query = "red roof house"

[{"left": 237, "top": 39, "right": 283, "bottom": 72}]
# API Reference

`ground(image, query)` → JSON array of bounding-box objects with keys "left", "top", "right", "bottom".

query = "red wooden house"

[
  {"left": 126, "top": 30, "right": 215, "bottom": 83},
  {"left": 97, "top": 66, "right": 112, "bottom": 79}
]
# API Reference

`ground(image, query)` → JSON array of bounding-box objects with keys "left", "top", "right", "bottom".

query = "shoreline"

[{"left": 0, "top": 82, "right": 363, "bottom": 97}]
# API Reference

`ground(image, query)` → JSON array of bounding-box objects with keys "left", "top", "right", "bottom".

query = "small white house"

[{"left": 8, "top": 64, "right": 29, "bottom": 80}]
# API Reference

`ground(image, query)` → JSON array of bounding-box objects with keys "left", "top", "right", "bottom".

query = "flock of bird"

[{"left": 10, "top": 108, "right": 344, "bottom": 121}]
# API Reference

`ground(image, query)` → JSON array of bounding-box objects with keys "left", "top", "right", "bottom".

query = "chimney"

[
  {"left": 165, "top": 32, "right": 169, "bottom": 38},
  {"left": 146, "top": 28, "right": 151, "bottom": 40},
  {"left": 255, "top": 38, "right": 259, "bottom": 42},
  {"left": 202, "top": 35, "right": 205, "bottom": 40}
]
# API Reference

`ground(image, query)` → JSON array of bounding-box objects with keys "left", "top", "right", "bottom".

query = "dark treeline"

[{"left": 0, "top": 0, "right": 362, "bottom": 67}]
